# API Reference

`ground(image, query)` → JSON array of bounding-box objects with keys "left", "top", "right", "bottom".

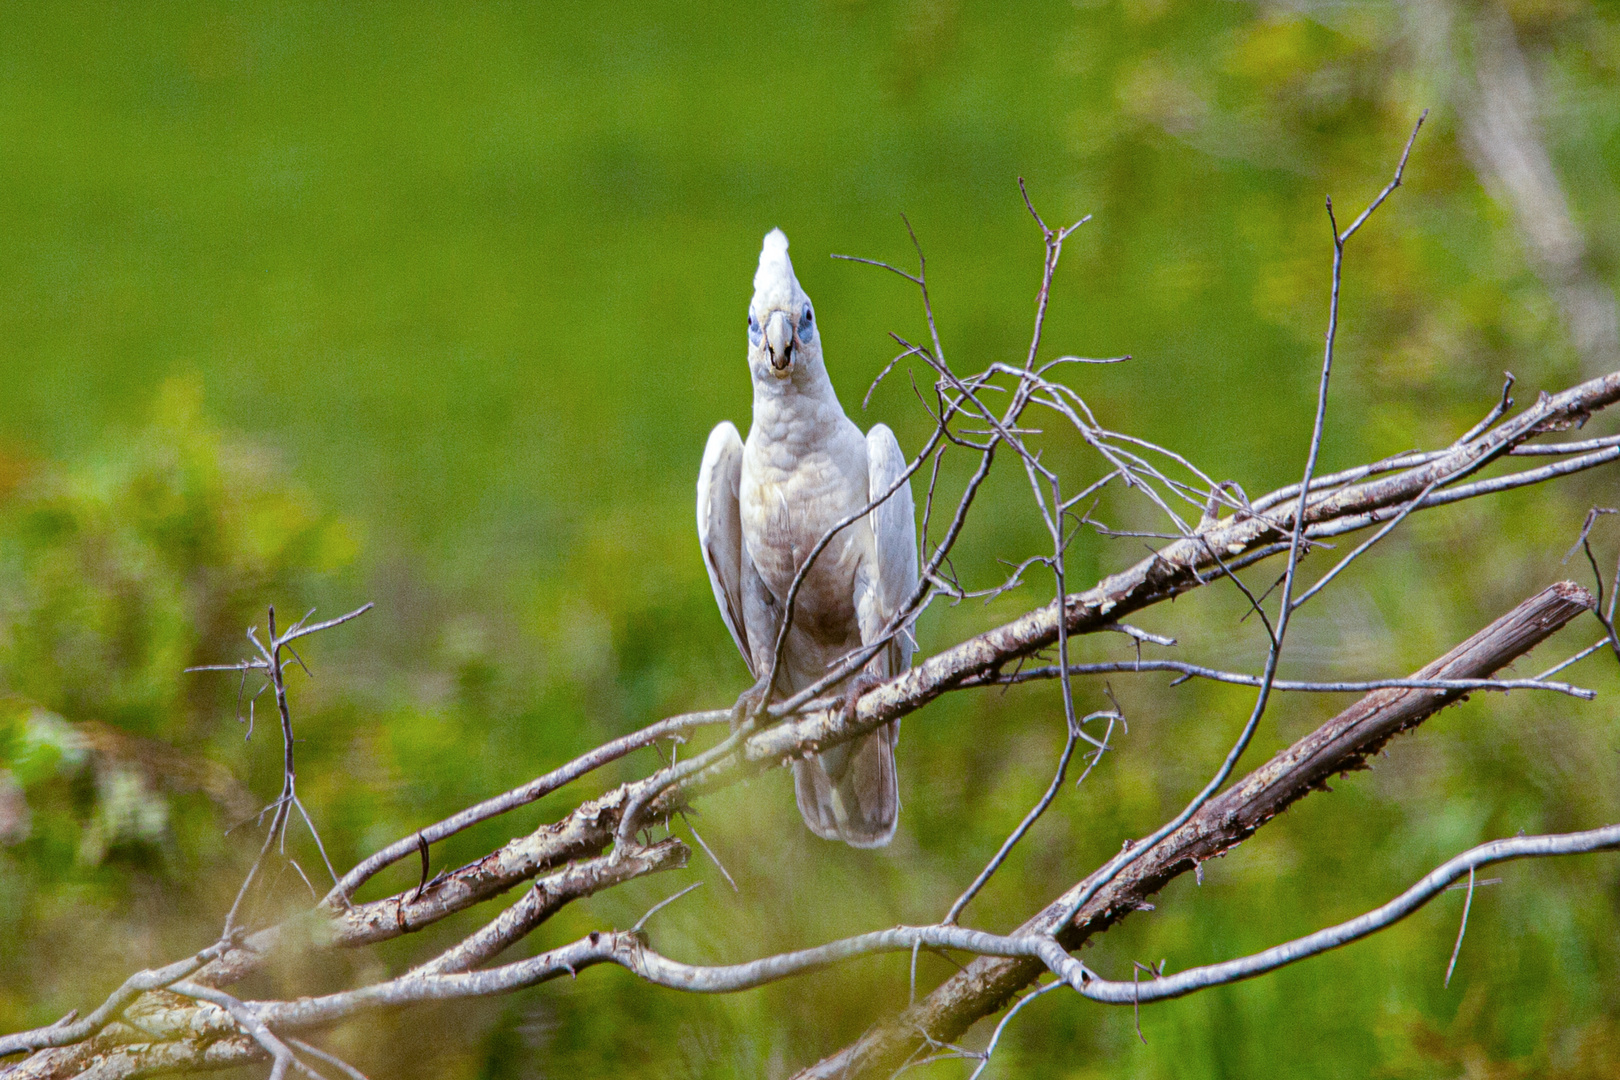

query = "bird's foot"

[
  {"left": 730, "top": 675, "right": 773, "bottom": 735},
  {"left": 837, "top": 672, "right": 887, "bottom": 726}
]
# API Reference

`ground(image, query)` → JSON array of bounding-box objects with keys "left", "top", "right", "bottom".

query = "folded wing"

[{"left": 697, "top": 421, "right": 753, "bottom": 676}]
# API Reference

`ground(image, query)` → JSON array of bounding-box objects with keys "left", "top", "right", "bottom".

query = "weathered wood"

[{"left": 798, "top": 581, "right": 1595, "bottom": 1078}]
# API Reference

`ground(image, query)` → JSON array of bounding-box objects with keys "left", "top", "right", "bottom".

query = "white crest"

[{"left": 752, "top": 228, "right": 800, "bottom": 309}]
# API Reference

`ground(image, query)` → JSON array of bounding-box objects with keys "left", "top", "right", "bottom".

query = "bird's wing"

[
  {"left": 865, "top": 422, "right": 919, "bottom": 671},
  {"left": 697, "top": 421, "right": 754, "bottom": 676}
]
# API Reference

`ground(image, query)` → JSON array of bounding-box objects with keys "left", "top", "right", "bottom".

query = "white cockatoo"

[{"left": 697, "top": 229, "right": 919, "bottom": 848}]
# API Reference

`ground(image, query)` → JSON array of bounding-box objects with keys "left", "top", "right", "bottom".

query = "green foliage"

[
  {"left": 0, "top": 382, "right": 355, "bottom": 1029},
  {"left": 0, "top": 379, "right": 354, "bottom": 739}
]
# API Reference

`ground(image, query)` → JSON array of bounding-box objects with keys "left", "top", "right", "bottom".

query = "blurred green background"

[{"left": 2, "top": 1, "right": 1619, "bottom": 1076}]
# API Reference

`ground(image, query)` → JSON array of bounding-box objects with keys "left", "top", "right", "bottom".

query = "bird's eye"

[
  {"left": 747, "top": 311, "right": 762, "bottom": 346},
  {"left": 798, "top": 306, "right": 814, "bottom": 337}
]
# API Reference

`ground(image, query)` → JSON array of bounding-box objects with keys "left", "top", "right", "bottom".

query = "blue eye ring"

[
  {"left": 747, "top": 311, "right": 762, "bottom": 345},
  {"left": 797, "top": 305, "right": 814, "bottom": 336}
]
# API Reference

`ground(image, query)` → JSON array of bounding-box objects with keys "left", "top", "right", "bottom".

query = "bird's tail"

[{"left": 792, "top": 722, "right": 899, "bottom": 848}]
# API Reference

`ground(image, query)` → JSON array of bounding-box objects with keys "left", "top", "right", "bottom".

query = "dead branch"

[{"left": 797, "top": 581, "right": 1595, "bottom": 1077}]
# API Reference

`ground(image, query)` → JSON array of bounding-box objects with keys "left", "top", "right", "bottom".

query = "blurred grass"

[{"left": 2, "top": 1, "right": 1619, "bottom": 1077}]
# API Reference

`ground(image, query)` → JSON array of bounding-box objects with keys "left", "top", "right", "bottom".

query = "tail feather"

[{"left": 793, "top": 723, "right": 899, "bottom": 848}]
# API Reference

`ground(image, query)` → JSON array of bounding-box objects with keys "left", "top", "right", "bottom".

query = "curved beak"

[{"left": 765, "top": 310, "right": 794, "bottom": 376}]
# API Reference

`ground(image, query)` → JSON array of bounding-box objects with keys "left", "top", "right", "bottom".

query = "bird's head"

[{"left": 747, "top": 229, "right": 822, "bottom": 386}]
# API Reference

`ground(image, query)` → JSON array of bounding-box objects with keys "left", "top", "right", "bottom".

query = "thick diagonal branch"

[{"left": 754, "top": 371, "right": 1616, "bottom": 771}]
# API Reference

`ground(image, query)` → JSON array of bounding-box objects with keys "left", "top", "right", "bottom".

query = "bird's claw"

[
  {"left": 730, "top": 677, "right": 772, "bottom": 735},
  {"left": 838, "top": 672, "right": 886, "bottom": 725}
]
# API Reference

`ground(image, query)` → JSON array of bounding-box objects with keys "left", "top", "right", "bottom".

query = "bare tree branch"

[
  {"left": 978, "top": 658, "right": 1596, "bottom": 699},
  {"left": 1042, "top": 824, "right": 1620, "bottom": 1004},
  {"left": 797, "top": 580, "right": 1595, "bottom": 1077}
]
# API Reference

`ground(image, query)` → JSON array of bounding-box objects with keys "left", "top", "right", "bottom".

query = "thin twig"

[{"left": 1444, "top": 866, "right": 1476, "bottom": 987}]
